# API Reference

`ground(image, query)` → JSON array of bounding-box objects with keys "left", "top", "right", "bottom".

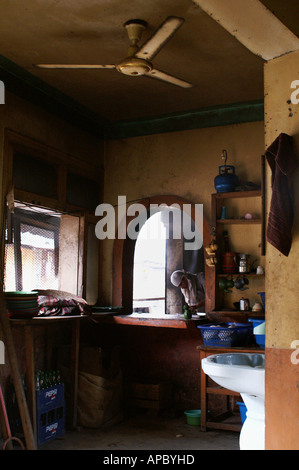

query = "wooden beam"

[
  {"left": 105, "top": 100, "right": 264, "bottom": 140},
  {"left": 0, "top": 54, "right": 108, "bottom": 139},
  {"left": 193, "top": 0, "right": 299, "bottom": 60}
]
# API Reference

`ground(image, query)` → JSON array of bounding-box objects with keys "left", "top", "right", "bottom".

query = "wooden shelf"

[
  {"left": 9, "top": 315, "right": 88, "bottom": 326},
  {"left": 211, "top": 184, "right": 266, "bottom": 314},
  {"left": 211, "top": 310, "right": 264, "bottom": 316},
  {"left": 213, "top": 189, "right": 261, "bottom": 199},
  {"left": 217, "top": 273, "right": 264, "bottom": 277},
  {"left": 206, "top": 386, "right": 240, "bottom": 396},
  {"left": 217, "top": 218, "right": 261, "bottom": 224},
  {"left": 208, "top": 310, "right": 265, "bottom": 322},
  {"left": 205, "top": 413, "right": 242, "bottom": 432}
]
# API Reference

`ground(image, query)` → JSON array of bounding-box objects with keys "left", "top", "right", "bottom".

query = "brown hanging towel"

[{"left": 265, "top": 133, "right": 298, "bottom": 256}]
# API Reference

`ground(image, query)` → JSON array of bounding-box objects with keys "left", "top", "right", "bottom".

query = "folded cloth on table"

[{"left": 35, "top": 289, "right": 91, "bottom": 316}]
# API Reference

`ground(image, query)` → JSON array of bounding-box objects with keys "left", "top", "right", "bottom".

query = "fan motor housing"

[{"left": 116, "top": 57, "right": 152, "bottom": 76}]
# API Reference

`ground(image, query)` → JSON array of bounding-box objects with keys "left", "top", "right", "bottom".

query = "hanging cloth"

[{"left": 265, "top": 133, "right": 298, "bottom": 256}]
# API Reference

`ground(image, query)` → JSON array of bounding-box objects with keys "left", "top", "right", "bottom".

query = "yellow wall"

[
  {"left": 264, "top": 50, "right": 299, "bottom": 348},
  {"left": 102, "top": 120, "right": 264, "bottom": 303},
  {"left": 264, "top": 50, "right": 299, "bottom": 450}
]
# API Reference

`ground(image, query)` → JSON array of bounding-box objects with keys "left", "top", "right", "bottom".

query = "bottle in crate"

[
  {"left": 35, "top": 368, "right": 65, "bottom": 445},
  {"left": 37, "top": 403, "right": 65, "bottom": 446}
]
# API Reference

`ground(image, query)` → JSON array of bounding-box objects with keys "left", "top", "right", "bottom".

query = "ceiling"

[{"left": 0, "top": 0, "right": 298, "bottom": 126}]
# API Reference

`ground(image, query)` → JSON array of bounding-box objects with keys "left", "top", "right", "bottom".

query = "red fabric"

[
  {"left": 36, "top": 289, "right": 91, "bottom": 316},
  {"left": 265, "top": 133, "right": 298, "bottom": 256}
]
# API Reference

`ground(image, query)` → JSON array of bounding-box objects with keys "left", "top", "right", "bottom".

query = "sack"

[{"left": 77, "top": 370, "right": 123, "bottom": 428}]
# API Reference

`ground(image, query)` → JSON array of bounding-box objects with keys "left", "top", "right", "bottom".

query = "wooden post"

[
  {"left": 70, "top": 318, "right": 80, "bottom": 428},
  {"left": 0, "top": 291, "right": 36, "bottom": 449},
  {"left": 24, "top": 325, "right": 37, "bottom": 441}
]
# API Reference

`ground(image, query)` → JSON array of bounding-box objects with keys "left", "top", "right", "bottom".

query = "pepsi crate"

[
  {"left": 37, "top": 402, "right": 65, "bottom": 446},
  {"left": 197, "top": 322, "right": 253, "bottom": 347},
  {"left": 36, "top": 383, "right": 64, "bottom": 409}
]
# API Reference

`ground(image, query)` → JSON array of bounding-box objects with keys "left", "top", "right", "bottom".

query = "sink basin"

[{"left": 201, "top": 353, "right": 265, "bottom": 450}]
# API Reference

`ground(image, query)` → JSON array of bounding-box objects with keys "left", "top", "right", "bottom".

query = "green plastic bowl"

[{"left": 184, "top": 410, "right": 202, "bottom": 425}]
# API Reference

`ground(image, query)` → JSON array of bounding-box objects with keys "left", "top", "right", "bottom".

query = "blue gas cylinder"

[{"left": 214, "top": 165, "right": 238, "bottom": 193}]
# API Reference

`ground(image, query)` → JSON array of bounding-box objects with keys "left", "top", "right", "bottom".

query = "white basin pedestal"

[{"left": 201, "top": 353, "right": 265, "bottom": 450}]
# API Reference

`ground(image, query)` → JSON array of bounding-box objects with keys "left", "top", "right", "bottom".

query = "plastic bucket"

[
  {"left": 255, "top": 334, "right": 265, "bottom": 348},
  {"left": 248, "top": 318, "right": 265, "bottom": 348},
  {"left": 249, "top": 318, "right": 265, "bottom": 334},
  {"left": 184, "top": 410, "right": 202, "bottom": 426},
  {"left": 237, "top": 402, "right": 247, "bottom": 423}
]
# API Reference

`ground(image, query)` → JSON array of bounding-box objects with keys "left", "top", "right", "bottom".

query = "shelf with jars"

[{"left": 208, "top": 188, "right": 265, "bottom": 319}]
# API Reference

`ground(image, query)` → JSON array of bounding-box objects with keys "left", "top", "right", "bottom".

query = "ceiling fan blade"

[
  {"left": 35, "top": 64, "right": 116, "bottom": 69},
  {"left": 135, "top": 16, "right": 184, "bottom": 61},
  {"left": 146, "top": 68, "right": 193, "bottom": 88}
]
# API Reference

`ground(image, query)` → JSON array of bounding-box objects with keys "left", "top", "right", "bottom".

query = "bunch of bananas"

[{"left": 205, "top": 241, "right": 218, "bottom": 267}]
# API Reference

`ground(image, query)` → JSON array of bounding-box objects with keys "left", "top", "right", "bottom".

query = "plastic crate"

[
  {"left": 197, "top": 323, "right": 253, "bottom": 347},
  {"left": 36, "top": 383, "right": 64, "bottom": 409},
  {"left": 37, "top": 403, "right": 65, "bottom": 446}
]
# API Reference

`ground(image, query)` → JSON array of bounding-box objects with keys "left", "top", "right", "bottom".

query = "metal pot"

[
  {"left": 239, "top": 254, "right": 250, "bottom": 273},
  {"left": 240, "top": 298, "right": 250, "bottom": 311}
]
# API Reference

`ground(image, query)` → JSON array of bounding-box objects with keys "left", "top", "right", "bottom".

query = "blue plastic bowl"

[
  {"left": 255, "top": 334, "right": 265, "bottom": 348},
  {"left": 248, "top": 318, "right": 265, "bottom": 331}
]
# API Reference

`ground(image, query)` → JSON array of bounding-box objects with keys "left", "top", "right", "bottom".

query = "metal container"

[
  {"left": 214, "top": 165, "right": 238, "bottom": 193},
  {"left": 240, "top": 298, "right": 250, "bottom": 311},
  {"left": 239, "top": 254, "right": 250, "bottom": 273}
]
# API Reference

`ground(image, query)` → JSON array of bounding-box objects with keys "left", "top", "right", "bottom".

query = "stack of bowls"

[{"left": 5, "top": 291, "right": 39, "bottom": 319}]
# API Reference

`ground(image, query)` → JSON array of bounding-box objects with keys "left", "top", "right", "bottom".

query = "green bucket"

[{"left": 184, "top": 410, "right": 202, "bottom": 426}]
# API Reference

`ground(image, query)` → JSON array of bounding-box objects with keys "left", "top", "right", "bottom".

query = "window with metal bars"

[
  {"left": 4, "top": 203, "right": 80, "bottom": 295},
  {"left": 4, "top": 204, "right": 60, "bottom": 292}
]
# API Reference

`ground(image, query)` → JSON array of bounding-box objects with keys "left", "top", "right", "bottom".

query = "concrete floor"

[{"left": 40, "top": 410, "right": 240, "bottom": 451}]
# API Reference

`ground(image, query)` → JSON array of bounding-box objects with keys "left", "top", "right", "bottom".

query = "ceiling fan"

[{"left": 35, "top": 16, "right": 193, "bottom": 88}]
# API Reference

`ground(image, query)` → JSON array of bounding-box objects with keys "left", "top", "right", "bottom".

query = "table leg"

[
  {"left": 200, "top": 351, "right": 207, "bottom": 431},
  {"left": 24, "top": 325, "right": 37, "bottom": 442},
  {"left": 69, "top": 318, "right": 80, "bottom": 428}
]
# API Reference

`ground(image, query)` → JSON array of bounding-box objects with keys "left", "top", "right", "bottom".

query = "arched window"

[
  {"left": 112, "top": 196, "right": 213, "bottom": 315},
  {"left": 133, "top": 210, "right": 167, "bottom": 315}
]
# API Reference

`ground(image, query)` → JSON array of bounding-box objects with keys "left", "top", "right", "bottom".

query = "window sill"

[{"left": 90, "top": 312, "right": 208, "bottom": 329}]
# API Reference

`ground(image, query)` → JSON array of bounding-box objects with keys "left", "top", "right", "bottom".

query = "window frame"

[
  {"left": 6, "top": 205, "right": 60, "bottom": 291},
  {"left": 132, "top": 211, "right": 167, "bottom": 314},
  {"left": 112, "top": 195, "right": 213, "bottom": 315},
  {"left": 1, "top": 129, "right": 103, "bottom": 301}
]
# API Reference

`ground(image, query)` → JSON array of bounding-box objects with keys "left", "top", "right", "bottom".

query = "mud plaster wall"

[
  {"left": 264, "top": 50, "right": 299, "bottom": 349},
  {"left": 99, "top": 121, "right": 264, "bottom": 411},
  {"left": 102, "top": 121, "right": 264, "bottom": 304},
  {"left": 264, "top": 50, "right": 299, "bottom": 450},
  {"left": 0, "top": 92, "right": 104, "bottom": 390}
]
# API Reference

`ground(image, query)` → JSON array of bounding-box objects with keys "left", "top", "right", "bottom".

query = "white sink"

[{"left": 201, "top": 353, "right": 265, "bottom": 450}]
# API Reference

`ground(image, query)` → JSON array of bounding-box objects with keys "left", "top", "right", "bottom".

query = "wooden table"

[
  {"left": 10, "top": 315, "right": 87, "bottom": 444},
  {"left": 197, "top": 345, "right": 262, "bottom": 432}
]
